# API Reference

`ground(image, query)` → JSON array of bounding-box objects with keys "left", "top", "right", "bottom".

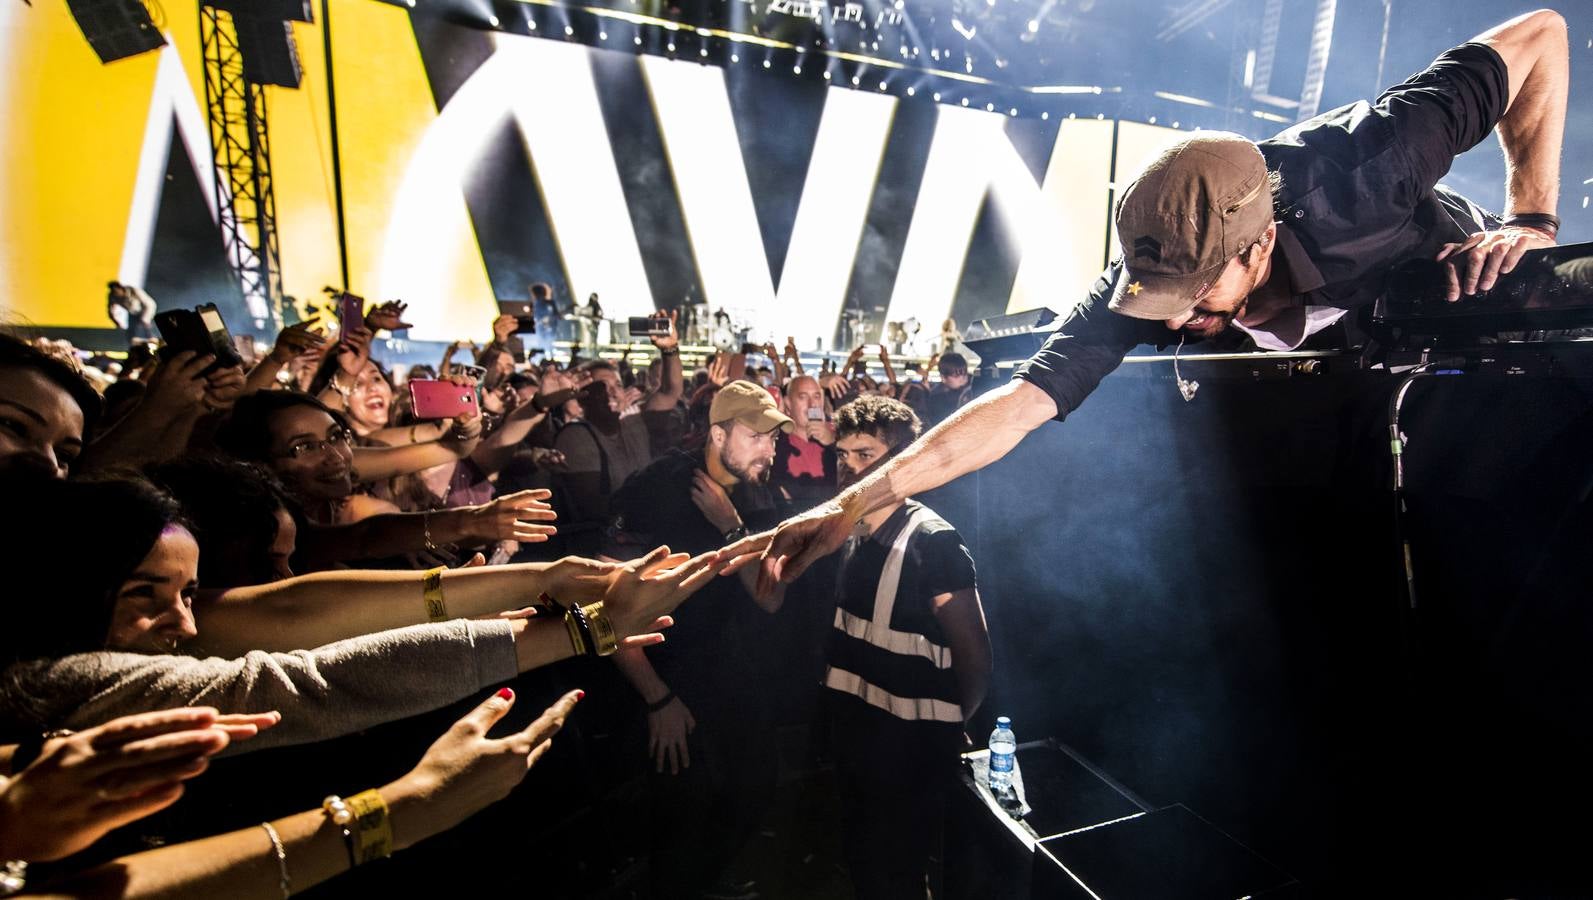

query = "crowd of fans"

[{"left": 0, "top": 290, "right": 983, "bottom": 900}]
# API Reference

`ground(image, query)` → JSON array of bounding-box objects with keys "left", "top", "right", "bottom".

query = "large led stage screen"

[{"left": 0, "top": 1, "right": 1176, "bottom": 347}]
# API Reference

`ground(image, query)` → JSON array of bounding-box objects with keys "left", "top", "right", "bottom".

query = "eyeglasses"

[{"left": 279, "top": 426, "right": 352, "bottom": 459}]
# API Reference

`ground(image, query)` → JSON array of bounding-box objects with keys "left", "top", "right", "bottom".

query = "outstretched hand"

[
  {"left": 601, "top": 545, "right": 731, "bottom": 640},
  {"left": 388, "top": 688, "right": 581, "bottom": 851},
  {"left": 745, "top": 502, "right": 856, "bottom": 597},
  {"left": 0, "top": 707, "right": 279, "bottom": 862},
  {"left": 465, "top": 488, "right": 558, "bottom": 544}
]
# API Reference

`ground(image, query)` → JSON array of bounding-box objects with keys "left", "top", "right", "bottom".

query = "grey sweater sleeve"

[{"left": 35, "top": 619, "right": 519, "bottom": 755}]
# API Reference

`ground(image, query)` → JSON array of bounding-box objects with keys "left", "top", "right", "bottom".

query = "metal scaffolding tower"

[{"left": 200, "top": 5, "right": 282, "bottom": 329}]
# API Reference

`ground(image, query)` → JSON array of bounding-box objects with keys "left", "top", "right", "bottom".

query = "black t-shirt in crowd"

[
  {"left": 1014, "top": 41, "right": 1508, "bottom": 423},
  {"left": 606, "top": 449, "right": 783, "bottom": 707}
]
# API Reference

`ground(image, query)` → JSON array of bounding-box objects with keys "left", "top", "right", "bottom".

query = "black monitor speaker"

[{"left": 65, "top": 0, "right": 168, "bottom": 63}]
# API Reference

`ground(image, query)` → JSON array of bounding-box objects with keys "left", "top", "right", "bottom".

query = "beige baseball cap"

[
  {"left": 1107, "top": 131, "right": 1275, "bottom": 321},
  {"left": 710, "top": 380, "right": 794, "bottom": 434}
]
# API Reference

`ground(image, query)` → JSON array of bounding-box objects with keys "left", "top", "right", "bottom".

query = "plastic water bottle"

[{"left": 987, "top": 716, "right": 1017, "bottom": 793}]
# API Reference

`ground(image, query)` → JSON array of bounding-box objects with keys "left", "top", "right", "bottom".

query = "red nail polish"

[
  {"left": 575, "top": 690, "right": 586, "bottom": 701},
  {"left": 496, "top": 687, "right": 514, "bottom": 700}
]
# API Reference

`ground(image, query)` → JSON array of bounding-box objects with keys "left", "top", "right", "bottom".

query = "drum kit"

[{"left": 683, "top": 303, "right": 752, "bottom": 351}]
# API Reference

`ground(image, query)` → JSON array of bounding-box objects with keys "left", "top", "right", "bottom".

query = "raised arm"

[
  {"left": 244, "top": 320, "right": 327, "bottom": 396},
  {"left": 470, "top": 399, "right": 547, "bottom": 477},
  {"left": 349, "top": 414, "right": 481, "bottom": 482},
  {"left": 645, "top": 311, "right": 683, "bottom": 412},
  {"left": 784, "top": 336, "right": 805, "bottom": 376},
  {"left": 751, "top": 379, "right": 1057, "bottom": 592}
]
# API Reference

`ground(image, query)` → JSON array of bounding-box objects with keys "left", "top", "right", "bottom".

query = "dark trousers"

[
  {"left": 827, "top": 692, "right": 960, "bottom": 900},
  {"left": 647, "top": 693, "right": 777, "bottom": 899}
]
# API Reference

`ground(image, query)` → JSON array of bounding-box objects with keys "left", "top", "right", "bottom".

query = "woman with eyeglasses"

[{"left": 213, "top": 391, "right": 555, "bottom": 572}]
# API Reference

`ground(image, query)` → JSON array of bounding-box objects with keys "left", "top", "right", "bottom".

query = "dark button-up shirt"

[{"left": 1016, "top": 42, "right": 1508, "bottom": 422}]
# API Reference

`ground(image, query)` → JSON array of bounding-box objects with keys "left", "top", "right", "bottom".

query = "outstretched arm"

[
  {"left": 750, "top": 379, "right": 1057, "bottom": 592},
  {"left": 196, "top": 556, "right": 619, "bottom": 656}
]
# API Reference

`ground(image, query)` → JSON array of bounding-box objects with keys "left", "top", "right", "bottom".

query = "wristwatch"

[{"left": 722, "top": 524, "right": 749, "bottom": 543}]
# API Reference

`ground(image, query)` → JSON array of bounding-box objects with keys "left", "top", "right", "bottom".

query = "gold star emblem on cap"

[{"left": 1126, "top": 280, "right": 1144, "bottom": 296}]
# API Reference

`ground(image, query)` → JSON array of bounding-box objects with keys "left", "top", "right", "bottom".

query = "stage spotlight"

[
  {"left": 960, "top": 97, "right": 968, "bottom": 106},
  {"left": 699, "top": 47, "right": 707, "bottom": 56},
  {"left": 599, "top": 31, "right": 607, "bottom": 39},
  {"left": 635, "top": 35, "right": 642, "bottom": 45},
  {"left": 1041, "top": 111, "right": 1049, "bottom": 119},
  {"left": 985, "top": 102, "right": 993, "bottom": 111},
  {"left": 1008, "top": 108, "right": 1017, "bottom": 115},
  {"left": 793, "top": 64, "right": 802, "bottom": 74},
  {"left": 731, "top": 52, "right": 739, "bottom": 61},
  {"left": 565, "top": 25, "right": 574, "bottom": 35},
  {"left": 906, "top": 86, "right": 915, "bottom": 96},
  {"left": 933, "top": 91, "right": 941, "bottom": 101},
  {"left": 823, "top": 70, "right": 832, "bottom": 80},
  {"left": 528, "top": 18, "right": 536, "bottom": 29},
  {"left": 878, "top": 81, "right": 886, "bottom": 90},
  {"left": 488, "top": 15, "right": 499, "bottom": 26},
  {"left": 667, "top": 42, "right": 675, "bottom": 51},
  {"left": 851, "top": 74, "right": 860, "bottom": 85},
  {"left": 762, "top": 58, "right": 770, "bottom": 67},
  {"left": 1027, "top": 19, "right": 1038, "bottom": 32}
]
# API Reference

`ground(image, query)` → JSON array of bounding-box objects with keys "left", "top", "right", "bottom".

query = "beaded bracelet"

[
  {"left": 0, "top": 860, "right": 27, "bottom": 898},
  {"left": 321, "top": 795, "right": 358, "bottom": 869}
]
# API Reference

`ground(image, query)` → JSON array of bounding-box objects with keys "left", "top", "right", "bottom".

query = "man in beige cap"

[
  {"left": 744, "top": 9, "right": 1571, "bottom": 589},
  {"left": 603, "top": 378, "right": 793, "bottom": 900}
]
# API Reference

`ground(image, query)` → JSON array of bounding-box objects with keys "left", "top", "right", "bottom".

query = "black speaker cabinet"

[{"left": 945, "top": 740, "right": 1148, "bottom": 899}]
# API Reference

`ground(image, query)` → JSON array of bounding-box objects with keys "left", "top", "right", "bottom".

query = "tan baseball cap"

[
  {"left": 710, "top": 380, "right": 794, "bottom": 434},
  {"left": 1107, "top": 131, "right": 1274, "bottom": 321}
]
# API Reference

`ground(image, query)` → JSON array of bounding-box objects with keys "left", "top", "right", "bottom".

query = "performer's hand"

[
  {"left": 755, "top": 501, "right": 855, "bottom": 597},
  {"left": 1436, "top": 225, "right": 1556, "bottom": 301},
  {"left": 647, "top": 696, "right": 695, "bottom": 775}
]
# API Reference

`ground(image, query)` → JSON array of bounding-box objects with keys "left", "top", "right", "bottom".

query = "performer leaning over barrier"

[{"left": 739, "top": 9, "right": 1572, "bottom": 587}]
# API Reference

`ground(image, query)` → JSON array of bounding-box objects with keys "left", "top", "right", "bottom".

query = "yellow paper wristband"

[
  {"left": 421, "top": 567, "right": 447, "bottom": 622},
  {"left": 347, "top": 789, "right": 392, "bottom": 864},
  {"left": 582, "top": 602, "right": 619, "bottom": 656}
]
